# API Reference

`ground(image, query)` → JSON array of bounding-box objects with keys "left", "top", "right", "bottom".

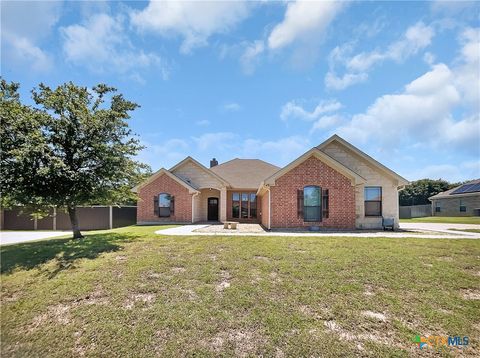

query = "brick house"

[{"left": 134, "top": 135, "right": 409, "bottom": 229}]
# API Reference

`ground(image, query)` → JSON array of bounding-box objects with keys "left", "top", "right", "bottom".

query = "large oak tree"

[{"left": 0, "top": 79, "right": 150, "bottom": 238}]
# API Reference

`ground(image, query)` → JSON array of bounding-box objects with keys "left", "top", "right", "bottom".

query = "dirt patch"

[
  {"left": 171, "top": 267, "right": 186, "bottom": 274},
  {"left": 28, "top": 303, "right": 71, "bottom": 332},
  {"left": 363, "top": 284, "right": 375, "bottom": 296},
  {"left": 145, "top": 271, "right": 162, "bottom": 279},
  {"left": 72, "top": 330, "right": 96, "bottom": 357},
  {"left": 74, "top": 288, "right": 109, "bottom": 305},
  {"left": 253, "top": 255, "right": 270, "bottom": 262},
  {"left": 2, "top": 291, "right": 21, "bottom": 303},
  {"left": 216, "top": 270, "right": 231, "bottom": 292},
  {"left": 324, "top": 320, "right": 397, "bottom": 347},
  {"left": 462, "top": 289, "right": 480, "bottom": 300},
  {"left": 124, "top": 293, "right": 156, "bottom": 309},
  {"left": 437, "top": 256, "right": 453, "bottom": 262},
  {"left": 269, "top": 271, "right": 282, "bottom": 283},
  {"left": 361, "top": 310, "right": 387, "bottom": 322},
  {"left": 207, "top": 329, "right": 266, "bottom": 356},
  {"left": 422, "top": 263, "right": 433, "bottom": 267},
  {"left": 115, "top": 255, "right": 127, "bottom": 262}
]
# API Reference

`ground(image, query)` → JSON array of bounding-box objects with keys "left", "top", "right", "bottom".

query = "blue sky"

[{"left": 2, "top": 1, "right": 479, "bottom": 182}]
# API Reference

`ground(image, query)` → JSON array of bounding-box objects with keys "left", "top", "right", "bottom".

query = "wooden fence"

[
  {"left": 399, "top": 204, "right": 432, "bottom": 219},
  {"left": 0, "top": 206, "right": 137, "bottom": 230}
]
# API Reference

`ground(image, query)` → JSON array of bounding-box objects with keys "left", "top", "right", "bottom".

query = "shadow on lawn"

[{"left": 0, "top": 232, "right": 137, "bottom": 278}]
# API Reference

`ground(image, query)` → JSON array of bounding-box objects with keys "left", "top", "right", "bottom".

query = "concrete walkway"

[
  {"left": 156, "top": 223, "right": 480, "bottom": 239},
  {"left": 0, "top": 231, "right": 70, "bottom": 245}
]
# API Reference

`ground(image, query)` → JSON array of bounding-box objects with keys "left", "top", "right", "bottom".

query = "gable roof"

[
  {"left": 263, "top": 148, "right": 366, "bottom": 186},
  {"left": 169, "top": 156, "right": 231, "bottom": 187},
  {"left": 210, "top": 158, "right": 280, "bottom": 189},
  {"left": 131, "top": 168, "right": 200, "bottom": 194},
  {"left": 429, "top": 179, "right": 480, "bottom": 200},
  {"left": 317, "top": 134, "right": 409, "bottom": 186}
]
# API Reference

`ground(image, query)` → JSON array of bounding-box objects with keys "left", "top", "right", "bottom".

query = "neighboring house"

[
  {"left": 429, "top": 179, "right": 480, "bottom": 217},
  {"left": 134, "top": 135, "right": 408, "bottom": 229}
]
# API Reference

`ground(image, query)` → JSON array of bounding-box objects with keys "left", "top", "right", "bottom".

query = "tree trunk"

[{"left": 67, "top": 205, "right": 84, "bottom": 239}]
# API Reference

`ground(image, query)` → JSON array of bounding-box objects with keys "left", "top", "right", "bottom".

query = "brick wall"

[
  {"left": 137, "top": 173, "right": 192, "bottom": 223},
  {"left": 270, "top": 156, "right": 355, "bottom": 229}
]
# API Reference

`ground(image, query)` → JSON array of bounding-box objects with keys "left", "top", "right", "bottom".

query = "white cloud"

[
  {"left": 267, "top": 1, "right": 345, "bottom": 50},
  {"left": 324, "top": 72, "right": 368, "bottom": 91},
  {"left": 222, "top": 102, "right": 242, "bottom": 112},
  {"left": 130, "top": 1, "right": 251, "bottom": 54},
  {"left": 325, "top": 22, "right": 435, "bottom": 90},
  {"left": 193, "top": 132, "right": 237, "bottom": 151},
  {"left": 240, "top": 40, "right": 265, "bottom": 74},
  {"left": 1, "top": 0, "right": 61, "bottom": 71},
  {"left": 310, "top": 114, "right": 343, "bottom": 134},
  {"left": 240, "top": 136, "right": 311, "bottom": 165},
  {"left": 61, "top": 13, "right": 169, "bottom": 78},
  {"left": 409, "top": 160, "right": 480, "bottom": 182},
  {"left": 337, "top": 41, "right": 479, "bottom": 155},
  {"left": 138, "top": 139, "right": 189, "bottom": 169},
  {"left": 2, "top": 33, "right": 52, "bottom": 71},
  {"left": 280, "top": 99, "right": 342, "bottom": 122}
]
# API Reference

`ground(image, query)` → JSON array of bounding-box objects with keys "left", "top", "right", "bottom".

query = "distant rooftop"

[{"left": 429, "top": 179, "right": 480, "bottom": 199}]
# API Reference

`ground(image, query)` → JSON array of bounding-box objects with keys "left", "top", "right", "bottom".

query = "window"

[
  {"left": 460, "top": 200, "right": 466, "bottom": 212},
  {"left": 232, "top": 193, "right": 240, "bottom": 218},
  {"left": 232, "top": 192, "right": 257, "bottom": 219},
  {"left": 435, "top": 203, "right": 441, "bottom": 213},
  {"left": 364, "top": 187, "right": 382, "bottom": 216},
  {"left": 241, "top": 193, "right": 249, "bottom": 218},
  {"left": 304, "top": 186, "right": 321, "bottom": 222},
  {"left": 250, "top": 193, "right": 257, "bottom": 218},
  {"left": 158, "top": 193, "right": 173, "bottom": 217}
]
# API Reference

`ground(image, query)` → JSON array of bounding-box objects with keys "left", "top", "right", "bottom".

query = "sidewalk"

[{"left": 156, "top": 223, "right": 480, "bottom": 239}]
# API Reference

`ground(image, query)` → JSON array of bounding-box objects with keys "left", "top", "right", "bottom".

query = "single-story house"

[
  {"left": 429, "top": 179, "right": 480, "bottom": 216},
  {"left": 134, "top": 135, "right": 408, "bottom": 229}
]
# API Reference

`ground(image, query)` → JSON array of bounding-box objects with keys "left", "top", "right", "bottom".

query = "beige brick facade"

[
  {"left": 431, "top": 195, "right": 480, "bottom": 216},
  {"left": 321, "top": 142, "right": 400, "bottom": 229}
]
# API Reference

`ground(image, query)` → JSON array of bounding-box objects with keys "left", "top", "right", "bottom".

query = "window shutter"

[
  {"left": 153, "top": 196, "right": 159, "bottom": 216},
  {"left": 170, "top": 196, "right": 175, "bottom": 215},
  {"left": 322, "top": 189, "right": 329, "bottom": 219},
  {"left": 297, "top": 189, "right": 304, "bottom": 218}
]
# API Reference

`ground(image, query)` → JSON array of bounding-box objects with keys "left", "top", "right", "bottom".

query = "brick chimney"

[{"left": 210, "top": 158, "right": 218, "bottom": 168}]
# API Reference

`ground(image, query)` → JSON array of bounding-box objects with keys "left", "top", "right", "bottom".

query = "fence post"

[
  {"left": 34, "top": 216, "right": 38, "bottom": 230},
  {"left": 109, "top": 206, "right": 113, "bottom": 230},
  {"left": 53, "top": 207, "right": 57, "bottom": 230}
]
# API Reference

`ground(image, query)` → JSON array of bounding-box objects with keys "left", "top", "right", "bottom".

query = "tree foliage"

[
  {"left": 0, "top": 79, "right": 150, "bottom": 238},
  {"left": 399, "top": 179, "right": 453, "bottom": 206}
]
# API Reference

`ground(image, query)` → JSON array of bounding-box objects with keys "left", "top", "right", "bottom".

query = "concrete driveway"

[
  {"left": 0, "top": 231, "right": 70, "bottom": 245},
  {"left": 399, "top": 222, "right": 480, "bottom": 234}
]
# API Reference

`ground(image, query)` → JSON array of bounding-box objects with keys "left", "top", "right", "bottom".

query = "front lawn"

[
  {"left": 1, "top": 226, "right": 479, "bottom": 357},
  {"left": 400, "top": 216, "right": 480, "bottom": 225}
]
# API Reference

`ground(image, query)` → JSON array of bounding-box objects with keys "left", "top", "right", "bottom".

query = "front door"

[{"left": 207, "top": 197, "right": 219, "bottom": 221}]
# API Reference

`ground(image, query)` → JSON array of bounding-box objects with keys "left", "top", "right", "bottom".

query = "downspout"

[{"left": 268, "top": 186, "right": 271, "bottom": 230}]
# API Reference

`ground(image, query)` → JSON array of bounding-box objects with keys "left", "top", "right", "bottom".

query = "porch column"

[{"left": 220, "top": 187, "right": 227, "bottom": 222}]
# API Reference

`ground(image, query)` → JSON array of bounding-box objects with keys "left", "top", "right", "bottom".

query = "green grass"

[
  {"left": 1, "top": 226, "right": 479, "bottom": 357},
  {"left": 400, "top": 216, "right": 480, "bottom": 224}
]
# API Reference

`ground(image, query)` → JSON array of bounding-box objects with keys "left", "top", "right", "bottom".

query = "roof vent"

[{"left": 210, "top": 158, "right": 218, "bottom": 168}]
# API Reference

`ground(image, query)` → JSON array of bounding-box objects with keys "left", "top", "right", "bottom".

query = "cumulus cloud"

[
  {"left": 240, "top": 136, "right": 311, "bottom": 165},
  {"left": 130, "top": 1, "right": 251, "bottom": 54},
  {"left": 337, "top": 30, "right": 480, "bottom": 155},
  {"left": 61, "top": 13, "right": 169, "bottom": 79},
  {"left": 268, "top": 1, "right": 345, "bottom": 50},
  {"left": 280, "top": 99, "right": 342, "bottom": 122},
  {"left": 325, "top": 22, "right": 435, "bottom": 90},
  {"left": 193, "top": 132, "right": 237, "bottom": 151},
  {"left": 138, "top": 138, "right": 190, "bottom": 169},
  {"left": 1, "top": 0, "right": 61, "bottom": 71}
]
